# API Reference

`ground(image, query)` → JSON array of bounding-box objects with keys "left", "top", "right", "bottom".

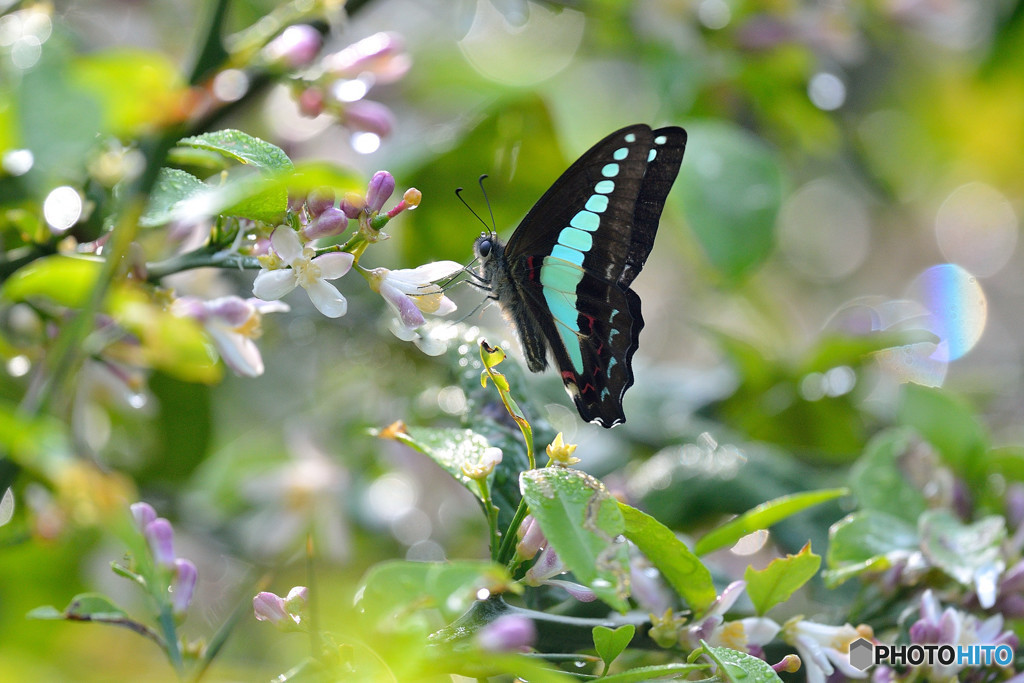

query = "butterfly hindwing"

[{"left": 479, "top": 124, "right": 686, "bottom": 427}]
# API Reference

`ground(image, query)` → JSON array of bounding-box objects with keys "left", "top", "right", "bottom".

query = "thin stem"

[
  {"left": 157, "top": 604, "right": 185, "bottom": 678},
  {"left": 498, "top": 498, "right": 530, "bottom": 567},
  {"left": 476, "top": 479, "right": 501, "bottom": 562},
  {"left": 146, "top": 247, "right": 262, "bottom": 282}
]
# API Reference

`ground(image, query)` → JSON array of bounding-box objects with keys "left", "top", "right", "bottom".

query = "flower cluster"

[
  {"left": 130, "top": 502, "right": 198, "bottom": 618},
  {"left": 262, "top": 28, "right": 410, "bottom": 150},
  {"left": 869, "top": 589, "right": 1020, "bottom": 682},
  {"left": 251, "top": 172, "right": 462, "bottom": 355}
]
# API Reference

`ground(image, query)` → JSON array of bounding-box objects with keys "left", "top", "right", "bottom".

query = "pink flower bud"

[
  {"left": 365, "top": 171, "right": 395, "bottom": 213},
  {"left": 253, "top": 592, "right": 289, "bottom": 624},
  {"left": 305, "top": 187, "right": 335, "bottom": 218},
  {"left": 516, "top": 515, "right": 545, "bottom": 561},
  {"left": 263, "top": 25, "right": 322, "bottom": 70},
  {"left": 301, "top": 207, "right": 349, "bottom": 239},
  {"left": 342, "top": 100, "right": 394, "bottom": 137},
  {"left": 322, "top": 32, "right": 405, "bottom": 79},
  {"left": 476, "top": 614, "right": 536, "bottom": 652},
  {"left": 130, "top": 502, "right": 157, "bottom": 532},
  {"left": 145, "top": 518, "right": 175, "bottom": 569},
  {"left": 171, "top": 558, "right": 197, "bottom": 616},
  {"left": 339, "top": 193, "right": 365, "bottom": 219},
  {"left": 297, "top": 87, "right": 325, "bottom": 117}
]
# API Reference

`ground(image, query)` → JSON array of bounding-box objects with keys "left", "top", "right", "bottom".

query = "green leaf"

[
  {"left": 619, "top": 503, "right": 716, "bottom": 613},
  {"left": 593, "top": 624, "right": 635, "bottom": 670},
  {"left": 898, "top": 384, "right": 988, "bottom": 478},
  {"left": 140, "top": 168, "right": 210, "bottom": 227},
  {"left": 381, "top": 425, "right": 499, "bottom": 502},
  {"left": 62, "top": 593, "right": 130, "bottom": 620},
  {"left": 71, "top": 49, "right": 186, "bottom": 137},
  {"left": 744, "top": 543, "right": 821, "bottom": 615},
  {"left": 597, "top": 663, "right": 707, "bottom": 683},
  {"left": 695, "top": 488, "right": 848, "bottom": 555},
  {"left": 107, "top": 286, "right": 221, "bottom": 384},
  {"left": 520, "top": 468, "right": 630, "bottom": 612},
  {"left": 355, "top": 560, "right": 513, "bottom": 624},
  {"left": 919, "top": 510, "right": 1005, "bottom": 587},
  {"left": 0, "top": 400, "right": 73, "bottom": 474},
  {"left": 1, "top": 255, "right": 102, "bottom": 308},
  {"left": 799, "top": 329, "right": 940, "bottom": 375},
  {"left": 177, "top": 129, "right": 293, "bottom": 172},
  {"left": 823, "top": 510, "right": 918, "bottom": 587},
  {"left": 848, "top": 428, "right": 927, "bottom": 522},
  {"left": 678, "top": 120, "right": 783, "bottom": 281},
  {"left": 480, "top": 342, "right": 534, "bottom": 466},
  {"left": 26, "top": 606, "right": 64, "bottom": 620},
  {"left": 700, "top": 641, "right": 784, "bottom": 683}
]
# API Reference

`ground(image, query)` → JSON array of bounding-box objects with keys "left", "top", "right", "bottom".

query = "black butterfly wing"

[{"left": 503, "top": 124, "right": 687, "bottom": 427}]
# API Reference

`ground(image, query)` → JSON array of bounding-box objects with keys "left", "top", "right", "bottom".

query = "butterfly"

[{"left": 473, "top": 124, "right": 687, "bottom": 427}]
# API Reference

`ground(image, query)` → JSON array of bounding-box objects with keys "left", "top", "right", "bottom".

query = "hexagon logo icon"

[{"left": 849, "top": 638, "right": 874, "bottom": 671}]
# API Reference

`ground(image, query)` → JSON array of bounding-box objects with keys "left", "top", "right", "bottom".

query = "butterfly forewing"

[{"left": 484, "top": 124, "right": 686, "bottom": 427}]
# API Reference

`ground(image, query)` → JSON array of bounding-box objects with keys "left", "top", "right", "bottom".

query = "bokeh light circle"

[
  {"left": 908, "top": 263, "right": 987, "bottom": 362},
  {"left": 42, "top": 186, "right": 83, "bottom": 233},
  {"left": 778, "top": 178, "right": 870, "bottom": 280},
  {"left": 934, "top": 182, "right": 1017, "bottom": 277}
]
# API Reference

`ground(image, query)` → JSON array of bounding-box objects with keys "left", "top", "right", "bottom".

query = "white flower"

[
  {"left": 253, "top": 227, "right": 353, "bottom": 318},
  {"left": 684, "top": 581, "right": 780, "bottom": 652},
  {"left": 783, "top": 617, "right": 872, "bottom": 683},
  {"left": 172, "top": 295, "right": 288, "bottom": 377},
  {"left": 368, "top": 261, "right": 462, "bottom": 331}
]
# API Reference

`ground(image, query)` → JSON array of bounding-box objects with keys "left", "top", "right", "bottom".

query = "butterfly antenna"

[
  {"left": 455, "top": 187, "right": 492, "bottom": 232},
  {"left": 478, "top": 174, "right": 497, "bottom": 232}
]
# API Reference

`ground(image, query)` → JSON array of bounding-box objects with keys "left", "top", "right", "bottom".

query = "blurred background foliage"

[{"left": 1, "top": 0, "right": 1024, "bottom": 679}]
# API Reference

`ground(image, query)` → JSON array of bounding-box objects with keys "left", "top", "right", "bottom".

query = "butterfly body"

[{"left": 475, "top": 124, "right": 686, "bottom": 428}]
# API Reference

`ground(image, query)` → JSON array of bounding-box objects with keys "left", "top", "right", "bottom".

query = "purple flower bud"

[
  {"left": 145, "top": 518, "right": 176, "bottom": 569},
  {"left": 206, "top": 296, "right": 255, "bottom": 327},
  {"left": 171, "top": 558, "right": 197, "bottom": 615},
  {"left": 301, "top": 207, "right": 349, "bottom": 240},
  {"left": 284, "top": 586, "right": 308, "bottom": 612},
  {"left": 339, "top": 193, "right": 365, "bottom": 219},
  {"left": 306, "top": 187, "right": 335, "bottom": 218},
  {"left": 365, "top": 171, "right": 395, "bottom": 213},
  {"left": 253, "top": 587, "right": 306, "bottom": 631},
  {"left": 287, "top": 193, "right": 305, "bottom": 213},
  {"left": 516, "top": 516, "right": 545, "bottom": 561},
  {"left": 263, "top": 25, "right": 322, "bottom": 70},
  {"left": 253, "top": 591, "right": 289, "bottom": 624},
  {"left": 297, "top": 87, "right": 325, "bottom": 117},
  {"left": 322, "top": 32, "right": 405, "bottom": 79},
  {"left": 476, "top": 614, "right": 536, "bottom": 652},
  {"left": 130, "top": 502, "right": 157, "bottom": 532},
  {"left": 342, "top": 99, "right": 394, "bottom": 137}
]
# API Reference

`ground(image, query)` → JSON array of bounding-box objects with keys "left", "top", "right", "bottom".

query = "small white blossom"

[
  {"left": 253, "top": 227, "right": 353, "bottom": 318},
  {"left": 173, "top": 295, "right": 288, "bottom": 377},
  {"left": 783, "top": 617, "right": 871, "bottom": 683},
  {"left": 369, "top": 261, "right": 462, "bottom": 331}
]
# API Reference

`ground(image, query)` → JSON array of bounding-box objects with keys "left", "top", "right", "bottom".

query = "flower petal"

[
  {"left": 413, "top": 332, "right": 447, "bottom": 356},
  {"left": 312, "top": 251, "right": 355, "bottom": 280},
  {"left": 388, "top": 318, "right": 417, "bottom": 341},
  {"left": 253, "top": 269, "right": 298, "bottom": 300},
  {"left": 403, "top": 260, "right": 464, "bottom": 283},
  {"left": 381, "top": 281, "right": 425, "bottom": 329},
  {"left": 271, "top": 226, "right": 304, "bottom": 262},
  {"left": 304, "top": 278, "right": 348, "bottom": 318},
  {"left": 208, "top": 325, "right": 264, "bottom": 377},
  {"left": 434, "top": 295, "right": 457, "bottom": 316}
]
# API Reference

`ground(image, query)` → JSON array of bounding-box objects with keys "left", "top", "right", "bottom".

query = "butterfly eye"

[{"left": 478, "top": 239, "right": 492, "bottom": 257}]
